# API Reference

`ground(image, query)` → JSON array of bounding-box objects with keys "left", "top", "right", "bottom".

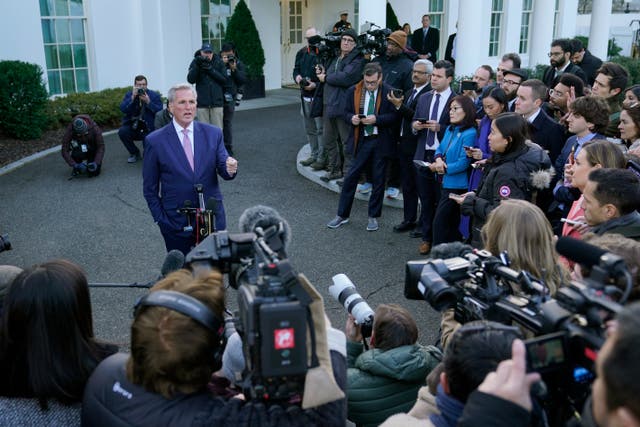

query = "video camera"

[
  {"left": 356, "top": 25, "right": 391, "bottom": 57},
  {"left": 307, "top": 33, "right": 342, "bottom": 64},
  {"left": 404, "top": 239, "right": 628, "bottom": 424},
  {"left": 185, "top": 206, "right": 315, "bottom": 404},
  {"left": 0, "top": 234, "right": 11, "bottom": 253},
  {"left": 136, "top": 87, "right": 146, "bottom": 96}
]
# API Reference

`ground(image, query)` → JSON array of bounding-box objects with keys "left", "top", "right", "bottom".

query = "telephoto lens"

[{"left": 329, "top": 274, "right": 374, "bottom": 335}]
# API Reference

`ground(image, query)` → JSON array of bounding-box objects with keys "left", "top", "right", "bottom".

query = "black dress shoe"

[
  {"left": 393, "top": 221, "right": 416, "bottom": 233},
  {"left": 409, "top": 230, "right": 423, "bottom": 238}
]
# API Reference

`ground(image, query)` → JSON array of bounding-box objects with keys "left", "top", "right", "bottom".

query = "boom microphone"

[
  {"left": 429, "top": 241, "right": 474, "bottom": 260},
  {"left": 161, "top": 249, "right": 185, "bottom": 277},
  {"left": 238, "top": 205, "right": 291, "bottom": 252},
  {"left": 556, "top": 237, "right": 626, "bottom": 274}
]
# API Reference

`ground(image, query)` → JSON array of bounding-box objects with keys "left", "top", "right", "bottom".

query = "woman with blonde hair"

[{"left": 481, "top": 199, "right": 568, "bottom": 295}]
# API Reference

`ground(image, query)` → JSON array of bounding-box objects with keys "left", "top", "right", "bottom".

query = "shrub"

[
  {"left": 225, "top": 0, "right": 265, "bottom": 79},
  {"left": 0, "top": 60, "right": 49, "bottom": 140},
  {"left": 609, "top": 56, "right": 640, "bottom": 85},
  {"left": 47, "top": 87, "right": 163, "bottom": 130},
  {"left": 386, "top": 3, "right": 401, "bottom": 31}
]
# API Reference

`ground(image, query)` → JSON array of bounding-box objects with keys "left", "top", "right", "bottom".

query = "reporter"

[
  {"left": 458, "top": 302, "right": 640, "bottom": 427},
  {"left": 458, "top": 112, "right": 553, "bottom": 248},
  {"left": 482, "top": 199, "right": 568, "bottom": 295},
  {"left": 345, "top": 304, "right": 442, "bottom": 426},
  {"left": 0, "top": 260, "right": 117, "bottom": 406}
]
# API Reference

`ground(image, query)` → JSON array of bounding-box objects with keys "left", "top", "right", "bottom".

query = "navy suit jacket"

[
  {"left": 412, "top": 89, "right": 454, "bottom": 160},
  {"left": 529, "top": 109, "right": 567, "bottom": 164},
  {"left": 412, "top": 27, "right": 440, "bottom": 60},
  {"left": 398, "top": 84, "right": 432, "bottom": 156},
  {"left": 143, "top": 121, "right": 236, "bottom": 234}
]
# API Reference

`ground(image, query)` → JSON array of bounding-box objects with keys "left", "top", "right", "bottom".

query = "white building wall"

[
  {"left": 245, "top": 0, "right": 281, "bottom": 91},
  {"left": 576, "top": 11, "right": 640, "bottom": 57}
]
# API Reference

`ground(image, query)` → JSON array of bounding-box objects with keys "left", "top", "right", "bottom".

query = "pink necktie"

[{"left": 181, "top": 128, "right": 194, "bottom": 170}]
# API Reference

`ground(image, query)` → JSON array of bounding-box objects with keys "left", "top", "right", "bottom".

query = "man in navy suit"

[
  {"left": 387, "top": 59, "right": 433, "bottom": 234},
  {"left": 326, "top": 62, "right": 400, "bottom": 232},
  {"left": 143, "top": 83, "right": 238, "bottom": 255},
  {"left": 411, "top": 60, "right": 455, "bottom": 255},
  {"left": 412, "top": 15, "right": 440, "bottom": 61}
]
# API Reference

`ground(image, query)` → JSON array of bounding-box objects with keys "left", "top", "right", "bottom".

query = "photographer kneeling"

[
  {"left": 345, "top": 304, "right": 442, "bottom": 426},
  {"left": 82, "top": 268, "right": 347, "bottom": 427},
  {"left": 61, "top": 115, "right": 104, "bottom": 177}
]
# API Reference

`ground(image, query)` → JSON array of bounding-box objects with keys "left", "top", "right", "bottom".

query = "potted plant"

[{"left": 225, "top": 0, "right": 266, "bottom": 99}]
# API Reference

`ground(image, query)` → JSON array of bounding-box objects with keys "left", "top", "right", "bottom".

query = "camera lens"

[{"left": 329, "top": 274, "right": 374, "bottom": 326}]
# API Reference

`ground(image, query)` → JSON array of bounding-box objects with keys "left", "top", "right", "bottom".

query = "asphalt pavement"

[{"left": 0, "top": 88, "right": 440, "bottom": 349}]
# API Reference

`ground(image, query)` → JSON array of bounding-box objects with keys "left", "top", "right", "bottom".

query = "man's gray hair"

[
  {"left": 168, "top": 83, "right": 197, "bottom": 103},
  {"left": 414, "top": 59, "right": 433, "bottom": 74}
]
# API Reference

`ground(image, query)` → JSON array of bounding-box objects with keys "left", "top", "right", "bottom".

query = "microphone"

[
  {"left": 238, "top": 205, "right": 291, "bottom": 252},
  {"left": 555, "top": 237, "right": 626, "bottom": 275},
  {"left": 429, "top": 241, "right": 474, "bottom": 260},
  {"left": 205, "top": 198, "right": 217, "bottom": 212},
  {"left": 160, "top": 249, "right": 185, "bottom": 277}
]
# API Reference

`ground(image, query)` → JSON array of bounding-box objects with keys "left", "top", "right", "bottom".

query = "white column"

[
  {"left": 556, "top": 0, "right": 579, "bottom": 39},
  {"left": 502, "top": 0, "right": 523, "bottom": 56},
  {"left": 589, "top": 0, "right": 612, "bottom": 59},
  {"left": 529, "top": 0, "right": 556, "bottom": 68},
  {"left": 456, "top": 0, "right": 491, "bottom": 77},
  {"left": 358, "top": 0, "right": 386, "bottom": 32}
]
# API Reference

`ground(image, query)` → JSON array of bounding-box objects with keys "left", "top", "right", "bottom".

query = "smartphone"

[
  {"left": 463, "top": 146, "right": 473, "bottom": 152},
  {"left": 560, "top": 218, "right": 587, "bottom": 227},
  {"left": 415, "top": 118, "right": 428, "bottom": 123},
  {"left": 392, "top": 88, "right": 404, "bottom": 98},
  {"left": 460, "top": 80, "right": 478, "bottom": 91},
  {"left": 413, "top": 160, "right": 431, "bottom": 168},
  {"left": 358, "top": 114, "right": 367, "bottom": 119},
  {"left": 524, "top": 332, "right": 567, "bottom": 374}
]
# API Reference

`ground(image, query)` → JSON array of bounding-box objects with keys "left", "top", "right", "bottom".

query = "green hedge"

[
  {"left": 0, "top": 60, "right": 49, "bottom": 140},
  {"left": 225, "top": 0, "right": 265, "bottom": 79},
  {"left": 46, "top": 87, "right": 142, "bottom": 130}
]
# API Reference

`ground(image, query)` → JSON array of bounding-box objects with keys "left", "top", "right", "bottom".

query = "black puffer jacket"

[
  {"left": 187, "top": 51, "right": 229, "bottom": 108},
  {"left": 461, "top": 142, "right": 553, "bottom": 247}
]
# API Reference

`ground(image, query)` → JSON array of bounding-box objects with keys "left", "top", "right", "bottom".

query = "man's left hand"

[{"left": 226, "top": 157, "right": 238, "bottom": 175}]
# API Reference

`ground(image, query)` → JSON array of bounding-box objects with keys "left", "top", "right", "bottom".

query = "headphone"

[{"left": 134, "top": 290, "right": 227, "bottom": 370}]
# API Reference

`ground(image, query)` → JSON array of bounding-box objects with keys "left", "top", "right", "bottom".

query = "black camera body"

[
  {"left": 405, "top": 248, "right": 623, "bottom": 423},
  {"left": 136, "top": 87, "right": 146, "bottom": 96},
  {"left": 357, "top": 27, "right": 391, "bottom": 57},
  {"left": 308, "top": 34, "right": 342, "bottom": 64},
  {"left": 185, "top": 225, "right": 313, "bottom": 403}
]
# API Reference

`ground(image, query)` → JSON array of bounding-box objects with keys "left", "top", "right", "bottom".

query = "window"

[
  {"left": 39, "top": 0, "right": 89, "bottom": 95},
  {"left": 428, "top": 0, "right": 444, "bottom": 31},
  {"left": 553, "top": 0, "right": 560, "bottom": 38},
  {"left": 353, "top": 0, "right": 359, "bottom": 33},
  {"left": 201, "top": 0, "right": 232, "bottom": 53},
  {"left": 288, "top": 1, "right": 302, "bottom": 44},
  {"left": 489, "top": 0, "right": 503, "bottom": 57},
  {"left": 519, "top": 0, "right": 532, "bottom": 54}
]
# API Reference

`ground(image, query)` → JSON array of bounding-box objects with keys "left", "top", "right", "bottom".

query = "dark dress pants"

[
  {"left": 415, "top": 150, "right": 440, "bottom": 243},
  {"left": 337, "top": 136, "right": 387, "bottom": 219},
  {"left": 223, "top": 103, "right": 235, "bottom": 153},
  {"left": 118, "top": 124, "right": 144, "bottom": 156},
  {"left": 432, "top": 188, "right": 465, "bottom": 245},
  {"left": 159, "top": 202, "right": 227, "bottom": 256},
  {"left": 399, "top": 150, "right": 418, "bottom": 224}
]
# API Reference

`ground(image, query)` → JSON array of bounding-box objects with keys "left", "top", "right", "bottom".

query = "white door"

[{"left": 281, "top": 0, "right": 305, "bottom": 86}]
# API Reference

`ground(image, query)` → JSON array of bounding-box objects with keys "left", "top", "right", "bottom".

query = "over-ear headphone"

[{"left": 134, "top": 290, "right": 227, "bottom": 370}]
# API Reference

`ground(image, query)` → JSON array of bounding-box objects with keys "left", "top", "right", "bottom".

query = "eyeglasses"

[
  {"left": 502, "top": 79, "right": 521, "bottom": 86},
  {"left": 548, "top": 51, "right": 564, "bottom": 57},
  {"left": 363, "top": 80, "right": 379, "bottom": 86},
  {"left": 549, "top": 89, "right": 564, "bottom": 98},
  {"left": 450, "top": 106, "right": 462, "bottom": 112}
]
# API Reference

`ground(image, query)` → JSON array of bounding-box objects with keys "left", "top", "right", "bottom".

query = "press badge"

[{"left": 81, "top": 144, "right": 88, "bottom": 153}]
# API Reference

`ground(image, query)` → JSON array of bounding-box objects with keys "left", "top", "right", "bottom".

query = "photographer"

[
  {"left": 295, "top": 27, "right": 324, "bottom": 169},
  {"left": 457, "top": 303, "right": 640, "bottom": 427},
  {"left": 187, "top": 43, "right": 228, "bottom": 129},
  {"left": 220, "top": 43, "right": 246, "bottom": 157},
  {"left": 382, "top": 320, "right": 521, "bottom": 427},
  {"left": 118, "top": 75, "right": 163, "bottom": 163},
  {"left": 345, "top": 304, "right": 442, "bottom": 426},
  {"left": 61, "top": 115, "right": 105, "bottom": 177},
  {"left": 82, "top": 269, "right": 347, "bottom": 427}
]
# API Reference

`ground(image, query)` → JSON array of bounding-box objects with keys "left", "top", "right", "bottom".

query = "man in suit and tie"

[
  {"left": 143, "top": 83, "right": 238, "bottom": 255},
  {"left": 411, "top": 60, "right": 455, "bottom": 255},
  {"left": 412, "top": 15, "right": 440, "bottom": 61},
  {"left": 387, "top": 59, "right": 433, "bottom": 234}
]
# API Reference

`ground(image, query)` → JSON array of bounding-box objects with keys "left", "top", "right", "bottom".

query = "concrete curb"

[{"left": 295, "top": 144, "right": 403, "bottom": 209}]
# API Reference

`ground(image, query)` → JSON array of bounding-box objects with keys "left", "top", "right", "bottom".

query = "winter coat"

[
  {"left": 461, "top": 142, "right": 553, "bottom": 247},
  {"left": 323, "top": 49, "right": 366, "bottom": 118},
  {"left": 187, "top": 52, "right": 229, "bottom": 108},
  {"left": 346, "top": 341, "right": 442, "bottom": 427}
]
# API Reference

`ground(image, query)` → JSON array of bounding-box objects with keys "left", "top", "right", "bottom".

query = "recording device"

[
  {"left": 357, "top": 114, "right": 367, "bottom": 119},
  {"left": 185, "top": 205, "right": 317, "bottom": 404},
  {"left": 329, "top": 274, "right": 374, "bottom": 338},
  {"left": 416, "top": 118, "right": 428, "bottom": 123},
  {"left": 308, "top": 34, "right": 342, "bottom": 63},
  {"left": 226, "top": 54, "right": 236, "bottom": 64},
  {"left": 356, "top": 24, "right": 391, "bottom": 56},
  {"left": 0, "top": 234, "right": 11, "bottom": 253},
  {"left": 299, "top": 77, "right": 311, "bottom": 88},
  {"left": 136, "top": 87, "right": 146, "bottom": 96},
  {"left": 391, "top": 88, "right": 404, "bottom": 98},
  {"left": 404, "top": 240, "right": 625, "bottom": 424},
  {"left": 460, "top": 80, "right": 478, "bottom": 92},
  {"left": 235, "top": 89, "right": 244, "bottom": 106},
  {"left": 177, "top": 184, "right": 217, "bottom": 244}
]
